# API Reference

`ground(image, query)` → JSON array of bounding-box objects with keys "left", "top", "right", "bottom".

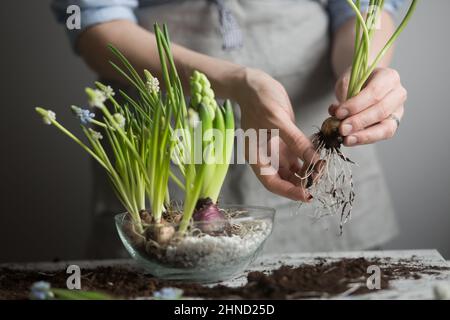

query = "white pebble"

[{"left": 164, "top": 221, "right": 271, "bottom": 269}]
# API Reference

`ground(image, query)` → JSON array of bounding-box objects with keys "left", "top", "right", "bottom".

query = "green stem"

[
  {"left": 355, "top": 0, "right": 418, "bottom": 92},
  {"left": 348, "top": 0, "right": 362, "bottom": 98},
  {"left": 35, "top": 108, "right": 110, "bottom": 172},
  {"left": 346, "top": 0, "right": 371, "bottom": 64}
]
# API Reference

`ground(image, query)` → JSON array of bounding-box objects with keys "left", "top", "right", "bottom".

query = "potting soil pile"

[{"left": 1, "top": 257, "right": 448, "bottom": 299}]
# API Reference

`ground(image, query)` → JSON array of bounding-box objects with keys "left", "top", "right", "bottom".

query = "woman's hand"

[
  {"left": 231, "top": 68, "right": 318, "bottom": 202},
  {"left": 330, "top": 67, "right": 407, "bottom": 146}
]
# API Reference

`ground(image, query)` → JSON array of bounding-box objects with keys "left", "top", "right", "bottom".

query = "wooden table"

[{"left": 2, "top": 249, "right": 449, "bottom": 299}]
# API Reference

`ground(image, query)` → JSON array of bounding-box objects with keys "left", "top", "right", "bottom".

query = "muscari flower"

[
  {"left": 144, "top": 70, "right": 160, "bottom": 94},
  {"left": 29, "top": 281, "right": 54, "bottom": 300},
  {"left": 146, "top": 77, "right": 160, "bottom": 94},
  {"left": 71, "top": 106, "right": 95, "bottom": 124},
  {"left": 102, "top": 85, "right": 115, "bottom": 98},
  {"left": 113, "top": 113, "right": 126, "bottom": 129},
  {"left": 42, "top": 110, "right": 56, "bottom": 125},
  {"left": 153, "top": 287, "right": 183, "bottom": 300},
  {"left": 87, "top": 88, "right": 106, "bottom": 108},
  {"left": 89, "top": 128, "right": 103, "bottom": 140}
]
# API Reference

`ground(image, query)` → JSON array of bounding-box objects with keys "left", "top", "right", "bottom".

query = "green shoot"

[{"left": 346, "top": 0, "right": 418, "bottom": 98}]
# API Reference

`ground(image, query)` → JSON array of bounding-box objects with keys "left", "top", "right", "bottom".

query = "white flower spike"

[
  {"left": 103, "top": 85, "right": 115, "bottom": 98},
  {"left": 146, "top": 77, "right": 160, "bottom": 94},
  {"left": 89, "top": 128, "right": 103, "bottom": 140},
  {"left": 43, "top": 110, "right": 56, "bottom": 125},
  {"left": 113, "top": 113, "right": 126, "bottom": 129},
  {"left": 144, "top": 70, "right": 160, "bottom": 94},
  {"left": 87, "top": 88, "right": 106, "bottom": 108}
]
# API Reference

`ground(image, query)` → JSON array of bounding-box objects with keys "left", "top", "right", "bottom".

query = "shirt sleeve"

[
  {"left": 51, "top": 0, "right": 139, "bottom": 52},
  {"left": 327, "top": 0, "right": 406, "bottom": 33}
]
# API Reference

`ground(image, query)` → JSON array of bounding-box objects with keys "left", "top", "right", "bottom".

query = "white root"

[{"left": 301, "top": 133, "right": 356, "bottom": 235}]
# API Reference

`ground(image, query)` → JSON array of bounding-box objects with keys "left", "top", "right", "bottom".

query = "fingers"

[
  {"left": 339, "top": 87, "right": 407, "bottom": 136},
  {"left": 278, "top": 120, "right": 319, "bottom": 166},
  {"left": 328, "top": 103, "right": 339, "bottom": 116},
  {"left": 334, "top": 68, "right": 401, "bottom": 120},
  {"left": 344, "top": 109, "right": 404, "bottom": 146},
  {"left": 252, "top": 164, "right": 311, "bottom": 202},
  {"left": 248, "top": 136, "right": 313, "bottom": 202}
]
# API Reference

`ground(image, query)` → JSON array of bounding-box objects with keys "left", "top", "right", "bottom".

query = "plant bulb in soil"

[
  {"left": 145, "top": 222, "right": 176, "bottom": 245},
  {"left": 193, "top": 198, "right": 227, "bottom": 235}
]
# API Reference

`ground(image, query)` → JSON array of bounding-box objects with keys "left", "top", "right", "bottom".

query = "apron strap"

[{"left": 209, "top": 0, "right": 243, "bottom": 51}]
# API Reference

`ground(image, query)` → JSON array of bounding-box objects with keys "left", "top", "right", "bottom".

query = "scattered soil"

[{"left": 1, "top": 257, "right": 448, "bottom": 300}]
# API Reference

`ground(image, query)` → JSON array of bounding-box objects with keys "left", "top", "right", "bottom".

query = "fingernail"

[
  {"left": 341, "top": 123, "right": 353, "bottom": 136},
  {"left": 336, "top": 108, "right": 349, "bottom": 119},
  {"left": 347, "top": 136, "right": 357, "bottom": 146}
]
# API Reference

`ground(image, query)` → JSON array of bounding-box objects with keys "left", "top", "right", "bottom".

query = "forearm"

[
  {"left": 77, "top": 20, "right": 244, "bottom": 98},
  {"left": 331, "top": 11, "right": 396, "bottom": 78}
]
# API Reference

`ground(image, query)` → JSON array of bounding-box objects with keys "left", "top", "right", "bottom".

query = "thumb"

[{"left": 335, "top": 70, "right": 351, "bottom": 103}]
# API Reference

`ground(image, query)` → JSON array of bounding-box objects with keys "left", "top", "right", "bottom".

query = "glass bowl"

[{"left": 115, "top": 205, "right": 275, "bottom": 283}]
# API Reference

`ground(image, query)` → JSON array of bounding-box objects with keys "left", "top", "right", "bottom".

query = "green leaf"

[{"left": 52, "top": 288, "right": 112, "bottom": 300}]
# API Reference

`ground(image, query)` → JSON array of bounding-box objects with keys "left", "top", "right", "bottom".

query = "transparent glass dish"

[{"left": 115, "top": 205, "right": 275, "bottom": 283}]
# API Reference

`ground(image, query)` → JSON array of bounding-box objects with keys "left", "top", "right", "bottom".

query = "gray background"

[{"left": 1, "top": 0, "right": 449, "bottom": 262}]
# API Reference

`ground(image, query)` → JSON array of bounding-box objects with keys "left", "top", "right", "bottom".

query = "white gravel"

[{"left": 163, "top": 220, "right": 272, "bottom": 269}]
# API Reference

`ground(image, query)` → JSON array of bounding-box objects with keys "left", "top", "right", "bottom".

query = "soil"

[{"left": 1, "top": 257, "right": 448, "bottom": 300}]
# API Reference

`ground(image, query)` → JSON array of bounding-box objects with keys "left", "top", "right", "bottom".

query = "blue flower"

[
  {"left": 71, "top": 106, "right": 95, "bottom": 124},
  {"left": 30, "top": 281, "right": 54, "bottom": 300},
  {"left": 153, "top": 287, "right": 183, "bottom": 300},
  {"left": 31, "top": 281, "right": 51, "bottom": 291}
]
